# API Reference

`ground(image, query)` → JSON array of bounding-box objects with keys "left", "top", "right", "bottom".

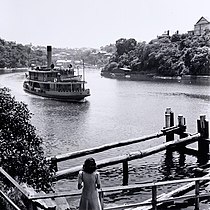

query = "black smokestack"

[{"left": 47, "top": 46, "right": 52, "bottom": 68}]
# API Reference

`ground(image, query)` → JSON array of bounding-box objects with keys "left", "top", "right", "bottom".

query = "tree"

[
  {"left": 0, "top": 88, "right": 54, "bottom": 192},
  {"left": 0, "top": 38, "right": 46, "bottom": 68},
  {"left": 115, "top": 38, "right": 137, "bottom": 56},
  {"left": 104, "top": 32, "right": 210, "bottom": 76},
  {"left": 116, "top": 38, "right": 127, "bottom": 56},
  {"left": 103, "top": 61, "right": 118, "bottom": 72}
]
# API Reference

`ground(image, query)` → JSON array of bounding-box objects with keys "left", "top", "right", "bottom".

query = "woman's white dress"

[{"left": 78, "top": 170, "right": 102, "bottom": 210}]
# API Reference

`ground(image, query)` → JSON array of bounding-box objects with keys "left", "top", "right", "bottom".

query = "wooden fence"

[
  {"left": 1, "top": 165, "right": 210, "bottom": 210},
  {"left": 51, "top": 108, "right": 209, "bottom": 184}
]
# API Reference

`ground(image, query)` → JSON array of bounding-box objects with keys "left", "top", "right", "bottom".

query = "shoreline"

[
  {"left": 101, "top": 71, "right": 210, "bottom": 85},
  {"left": 0, "top": 68, "right": 29, "bottom": 74}
]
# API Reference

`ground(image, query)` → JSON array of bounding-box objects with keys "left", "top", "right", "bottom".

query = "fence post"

[
  {"left": 152, "top": 185, "right": 157, "bottom": 210},
  {"left": 99, "top": 189, "right": 104, "bottom": 210},
  {"left": 51, "top": 156, "right": 58, "bottom": 172},
  {"left": 28, "top": 201, "right": 35, "bottom": 210},
  {"left": 164, "top": 108, "right": 174, "bottom": 142},
  {"left": 197, "top": 115, "right": 209, "bottom": 164},
  {"left": 195, "top": 180, "right": 200, "bottom": 210},
  {"left": 122, "top": 160, "right": 128, "bottom": 186}
]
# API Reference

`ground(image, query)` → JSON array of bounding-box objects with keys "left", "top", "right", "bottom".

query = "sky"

[{"left": 0, "top": 0, "right": 210, "bottom": 49}]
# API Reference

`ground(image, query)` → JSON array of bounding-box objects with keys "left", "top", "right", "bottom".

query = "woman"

[{"left": 78, "top": 157, "right": 102, "bottom": 210}]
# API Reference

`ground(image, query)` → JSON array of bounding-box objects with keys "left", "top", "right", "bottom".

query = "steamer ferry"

[{"left": 23, "top": 46, "right": 90, "bottom": 102}]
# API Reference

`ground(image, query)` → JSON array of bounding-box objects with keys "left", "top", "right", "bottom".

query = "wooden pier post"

[
  {"left": 51, "top": 157, "right": 58, "bottom": 172},
  {"left": 197, "top": 115, "right": 209, "bottom": 163},
  {"left": 177, "top": 115, "right": 188, "bottom": 156},
  {"left": 28, "top": 202, "right": 35, "bottom": 210},
  {"left": 122, "top": 160, "right": 129, "bottom": 186},
  {"left": 165, "top": 108, "right": 171, "bottom": 128},
  {"left": 152, "top": 185, "right": 157, "bottom": 210},
  {"left": 177, "top": 115, "right": 187, "bottom": 138},
  {"left": 195, "top": 180, "right": 200, "bottom": 210},
  {"left": 99, "top": 189, "right": 104, "bottom": 210},
  {"left": 164, "top": 108, "right": 174, "bottom": 142}
]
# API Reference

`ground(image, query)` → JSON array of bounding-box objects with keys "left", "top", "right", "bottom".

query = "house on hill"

[{"left": 188, "top": 16, "right": 210, "bottom": 35}]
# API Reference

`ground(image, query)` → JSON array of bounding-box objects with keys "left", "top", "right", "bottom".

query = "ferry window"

[
  {"left": 34, "top": 83, "right": 40, "bottom": 88},
  {"left": 43, "top": 84, "right": 50, "bottom": 90}
]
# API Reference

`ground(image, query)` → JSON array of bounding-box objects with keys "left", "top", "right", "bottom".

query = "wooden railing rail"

[
  {"left": 47, "top": 131, "right": 168, "bottom": 162},
  {"left": 0, "top": 167, "right": 33, "bottom": 210},
  {"left": 54, "top": 133, "right": 201, "bottom": 179},
  {"left": 28, "top": 176, "right": 210, "bottom": 210},
  {"left": 29, "top": 176, "right": 210, "bottom": 200},
  {"left": 0, "top": 167, "right": 29, "bottom": 198}
]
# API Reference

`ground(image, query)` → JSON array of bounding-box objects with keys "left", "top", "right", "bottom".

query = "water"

[{"left": 0, "top": 70, "right": 210, "bottom": 209}]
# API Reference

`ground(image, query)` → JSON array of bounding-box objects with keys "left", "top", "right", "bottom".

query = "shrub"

[{"left": 0, "top": 87, "right": 54, "bottom": 192}]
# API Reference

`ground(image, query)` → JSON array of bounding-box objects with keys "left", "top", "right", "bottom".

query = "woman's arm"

[
  {"left": 78, "top": 183, "right": 83, "bottom": 189},
  {"left": 78, "top": 171, "right": 83, "bottom": 189},
  {"left": 96, "top": 172, "right": 101, "bottom": 189}
]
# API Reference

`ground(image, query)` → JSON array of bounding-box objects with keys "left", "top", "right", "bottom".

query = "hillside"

[
  {"left": 103, "top": 32, "right": 210, "bottom": 76},
  {"left": 0, "top": 39, "right": 47, "bottom": 68},
  {"left": 0, "top": 38, "right": 115, "bottom": 69}
]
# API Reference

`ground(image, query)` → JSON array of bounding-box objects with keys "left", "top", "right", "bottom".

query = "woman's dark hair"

[{"left": 83, "top": 157, "right": 97, "bottom": 173}]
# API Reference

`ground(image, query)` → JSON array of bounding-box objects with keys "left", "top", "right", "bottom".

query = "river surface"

[{"left": 0, "top": 69, "right": 210, "bottom": 209}]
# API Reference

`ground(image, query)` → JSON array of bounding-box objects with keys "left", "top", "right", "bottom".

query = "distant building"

[
  {"left": 157, "top": 30, "right": 170, "bottom": 39},
  {"left": 188, "top": 16, "right": 210, "bottom": 36},
  {"left": 56, "top": 59, "right": 72, "bottom": 68}
]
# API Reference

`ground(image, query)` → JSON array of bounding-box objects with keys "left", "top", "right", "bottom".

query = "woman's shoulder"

[
  {"left": 79, "top": 170, "right": 83, "bottom": 176},
  {"left": 94, "top": 171, "right": 100, "bottom": 176}
]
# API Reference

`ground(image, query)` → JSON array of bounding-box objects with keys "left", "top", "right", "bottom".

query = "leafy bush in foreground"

[{"left": 0, "top": 87, "right": 54, "bottom": 192}]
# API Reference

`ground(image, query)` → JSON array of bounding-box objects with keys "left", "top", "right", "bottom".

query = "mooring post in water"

[
  {"left": 197, "top": 115, "right": 209, "bottom": 161},
  {"left": 178, "top": 114, "right": 187, "bottom": 138},
  {"left": 164, "top": 107, "right": 174, "bottom": 142},
  {"left": 122, "top": 160, "right": 129, "bottom": 186},
  {"left": 176, "top": 114, "right": 188, "bottom": 156}
]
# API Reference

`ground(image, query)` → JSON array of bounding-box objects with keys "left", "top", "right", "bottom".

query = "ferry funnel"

[{"left": 47, "top": 46, "right": 52, "bottom": 68}]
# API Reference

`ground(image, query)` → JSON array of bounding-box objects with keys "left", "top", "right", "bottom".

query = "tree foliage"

[
  {"left": 0, "top": 88, "right": 54, "bottom": 192},
  {"left": 103, "top": 32, "right": 210, "bottom": 76},
  {"left": 0, "top": 38, "right": 46, "bottom": 68}
]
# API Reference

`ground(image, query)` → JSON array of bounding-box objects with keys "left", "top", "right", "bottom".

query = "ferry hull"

[{"left": 23, "top": 86, "right": 90, "bottom": 102}]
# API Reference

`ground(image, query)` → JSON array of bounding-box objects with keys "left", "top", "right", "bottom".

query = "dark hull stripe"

[{"left": 23, "top": 88, "right": 90, "bottom": 102}]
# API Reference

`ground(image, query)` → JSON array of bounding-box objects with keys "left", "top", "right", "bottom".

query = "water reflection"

[
  {"left": 153, "top": 92, "right": 210, "bottom": 101},
  {"left": 160, "top": 151, "right": 196, "bottom": 181},
  {"left": 26, "top": 97, "right": 91, "bottom": 156}
]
